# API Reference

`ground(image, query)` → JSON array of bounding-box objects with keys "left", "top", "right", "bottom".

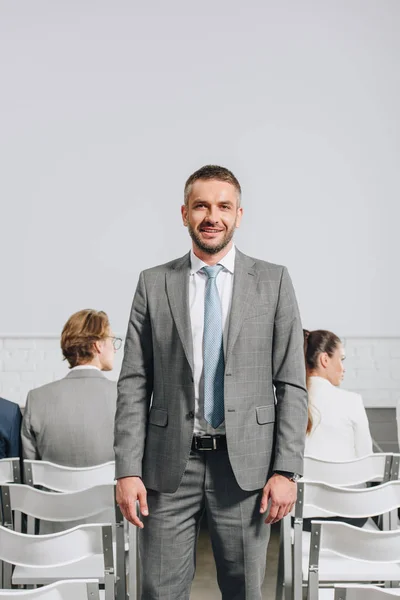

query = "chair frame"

[
  {"left": 0, "top": 523, "right": 115, "bottom": 600},
  {"left": 334, "top": 584, "right": 400, "bottom": 600},
  {"left": 276, "top": 454, "right": 395, "bottom": 600},
  {"left": 0, "top": 484, "right": 124, "bottom": 600},
  {"left": 293, "top": 480, "right": 400, "bottom": 600},
  {"left": 391, "top": 455, "right": 400, "bottom": 480},
  {"left": 0, "top": 459, "right": 21, "bottom": 589},
  {"left": 0, "top": 579, "right": 100, "bottom": 599},
  {"left": 308, "top": 522, "right": 400, "bottom": 600}
]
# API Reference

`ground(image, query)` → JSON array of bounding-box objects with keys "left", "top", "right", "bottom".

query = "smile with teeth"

[{"left": 200, "top": 227, "right": 223, "bottom": 233}]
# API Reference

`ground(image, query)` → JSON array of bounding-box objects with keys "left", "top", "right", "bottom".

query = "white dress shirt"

[
  {"left": 305, "top": 376, "right": 373, "bottom": 461},
  {"left": 189, "top": 244, "right": 235, "bottom": 435}
]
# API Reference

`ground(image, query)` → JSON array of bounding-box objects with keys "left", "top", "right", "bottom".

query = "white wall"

[
  {"left": 1, "top": 335, "right": 399, "bottom": 409},
  {"left": 1, "top": 0, "right": 399, "bottom": 337}
]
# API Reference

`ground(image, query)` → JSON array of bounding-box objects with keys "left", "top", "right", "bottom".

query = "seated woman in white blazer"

[
  {"left": 302, "top": 329, "right": 373, "bottom": 531},
  {"left": 304, "top": 329, "right": 373, "bottom": 461}
]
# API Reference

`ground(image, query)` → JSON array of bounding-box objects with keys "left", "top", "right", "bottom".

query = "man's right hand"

[{"left": 116, "top": 476, "right": 149, "bottom": 528}]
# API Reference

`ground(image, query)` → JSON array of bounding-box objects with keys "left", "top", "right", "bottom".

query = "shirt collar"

[
  {"left": 190, "top": 244, "right": 236, "bottom": 275},
  {"left": 70, "top": 365, "right": 101, "bottom": 372}
]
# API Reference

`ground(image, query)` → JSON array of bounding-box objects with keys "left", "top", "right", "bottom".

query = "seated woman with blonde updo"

[{"left": 304, "top": 329, "right": 373, "bottom": 461}]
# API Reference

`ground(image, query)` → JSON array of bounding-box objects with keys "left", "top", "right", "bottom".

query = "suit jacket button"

[{"left": 188, "top": 411, "right": 194, "bottom": 419}]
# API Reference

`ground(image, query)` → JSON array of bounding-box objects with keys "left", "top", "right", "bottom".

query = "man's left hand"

[{"left": 260, "top": 473, "right": 297, "bottom": 524}]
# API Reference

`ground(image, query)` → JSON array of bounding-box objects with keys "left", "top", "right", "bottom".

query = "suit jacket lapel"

[
  {"left": 226, "top": 249, "right": 257, "bottom": 362},
  {"left": 166, "top": 253, "right": 194, "bottom": 374}
]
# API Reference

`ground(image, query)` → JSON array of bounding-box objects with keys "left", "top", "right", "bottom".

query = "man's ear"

[
  {"left": 93, "top": 340, "right": 102, "bottom": 355},
  {"left": 235, "top": 207, "right": 243, "bottom": 228},
  {"left": 181, "top": 204, "right": 188, "bottom": 226}
]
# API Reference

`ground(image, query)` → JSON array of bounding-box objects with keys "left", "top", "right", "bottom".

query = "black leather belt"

[{"left": 191, "top": 435, "right": 227, "bottom": 451}]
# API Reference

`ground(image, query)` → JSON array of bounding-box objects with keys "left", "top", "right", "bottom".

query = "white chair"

[
  {"left": 0, "top": 458, "right": 22, "bottom": 587},
  {"left": 307, "top": 522, "right": 400, "bottom": 600},
  {"left": 389, "top": 454, "right": 400, "bottom": 529},
  {"left": 276, "top": 454, "right": 393, "bottom": 600},
  {"left": 0, "top": 458, "right": 21, "bottom": 485},
  {"left": 0, "top": 524, "right": 114, "bottom": 599},
  {"left": 0, "top": 484, "right": 124, "bottom": 600},
  {"left": 22, "top": 461, "right": 138, "bottom": 600},
  {"left": 23, "top": 460, "right": 115, "bottom": 492},
  {"left": 0, "top": 579, "right": 100, "bottom": 599},
  {"left": 333, "top": 584, "right": 400, "bottom": 600},
  {"left": 303, "top": 454, "right": 393, "bottom": 487},
  {"left": 293, "top": 480, "right": 400, "bottom": 600},
  {"left": 0, "top": 458, "right": 22, "bottom": 529}
]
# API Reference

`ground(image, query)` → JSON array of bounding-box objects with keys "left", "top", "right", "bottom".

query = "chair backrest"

[
  {"left": 0, "top": 459, "right": 21, "bottom": 484},
  {"left": 334, "top": 584, "right": 400, "bottom": 600},
  {"left": 303, "top": 454, "right": 392, "bottom": 486},
  {"left": 307, "top": 522, "right": 400, "bottom": 600},
  {"left": 292, "top": 481, "right": 400, "bottom": 600},
  {"left": 296, "top": 479, "right": 400, "bottom": 519},
  {"left": 0, "top": 484, "right": 120, "bottom": 527},
  {"left": 0, "top": 579, "right": 100, "bottom": 600},
  {"left": 311, "top": 520, "right": 400, "bottom": 563},
  {"left": 23, "top": 460, "right": 115, "bottom": 492},
  {"left": 0, "top": 523, "right": 113, "bottom": 570}
]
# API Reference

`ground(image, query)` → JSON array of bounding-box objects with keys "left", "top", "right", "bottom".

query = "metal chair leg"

[{"left": 275, "top": 526, "right": 284, "bottom": 600}]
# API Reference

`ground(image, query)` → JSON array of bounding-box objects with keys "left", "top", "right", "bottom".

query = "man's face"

[
  {"left": 181, "top": 179, "right": 243, "bottom": 255},
  {"left": 98, "top": 328, "right": 116, "bottom": 372}
]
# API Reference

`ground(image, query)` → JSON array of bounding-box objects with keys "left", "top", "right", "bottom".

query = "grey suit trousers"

[{"left": 139, "top": 449, "right": 270, "bottom": 600}]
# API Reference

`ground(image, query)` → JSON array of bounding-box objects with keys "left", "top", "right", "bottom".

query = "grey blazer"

[
  {"left": 22, "top": 370, "right": 117, "bottom": 467},
  {"left": 114, "top": 249, "right": 308, "bottom": 492}
]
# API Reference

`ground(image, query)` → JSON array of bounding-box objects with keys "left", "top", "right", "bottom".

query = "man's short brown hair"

[
  {"left": 61, "top": 309, "right": 110, "bottom": 368},
  {"left": 184, "top": 165, "right": 242, "bottom": 206}
]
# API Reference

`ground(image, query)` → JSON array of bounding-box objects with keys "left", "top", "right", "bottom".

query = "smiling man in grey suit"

[{"left": 115, "top": 165, "right": 308, "bottom": 600}]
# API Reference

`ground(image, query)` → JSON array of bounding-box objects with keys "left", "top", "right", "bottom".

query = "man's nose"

[{"left": 207, "top": 206, "right": 219, "bottom": 222}]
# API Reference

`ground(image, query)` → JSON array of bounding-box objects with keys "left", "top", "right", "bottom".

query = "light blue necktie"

[{"left": 202, "top": 264, "right": 225, "bottom": 429}]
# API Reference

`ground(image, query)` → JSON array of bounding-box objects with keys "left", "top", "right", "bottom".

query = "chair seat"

[{"left": 12, "top": 555, "right": 105, "bottom": 585}]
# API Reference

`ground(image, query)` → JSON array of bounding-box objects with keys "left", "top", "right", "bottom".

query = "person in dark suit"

[{"left": 0, "top": 396, "right": 22, "bottom": 459}]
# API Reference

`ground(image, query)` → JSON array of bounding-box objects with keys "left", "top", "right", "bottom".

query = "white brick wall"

[
  {"left": 0, "top": 336, "right": 123, "bottom": 407},
  {"left": 0, "top": 335, "right": 399, "bottom": 408},
  {"left": 342, "top": 338, "right": 400, "bottom": 408}
]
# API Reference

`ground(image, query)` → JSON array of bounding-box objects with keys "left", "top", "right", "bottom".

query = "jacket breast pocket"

[
  {"left": 148, "top": 407, "right": 168, "bottom": 427},
  {"left": 256, "top": 405, "right": 275, "bottom": 425}
]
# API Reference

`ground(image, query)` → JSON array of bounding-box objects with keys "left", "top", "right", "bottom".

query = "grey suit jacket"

[
  {"left": 22, "top": 370, "right": 117, "bottom": 467},
  {"left": 114, "top": 249, "right": 308, "bottom": 492}
]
